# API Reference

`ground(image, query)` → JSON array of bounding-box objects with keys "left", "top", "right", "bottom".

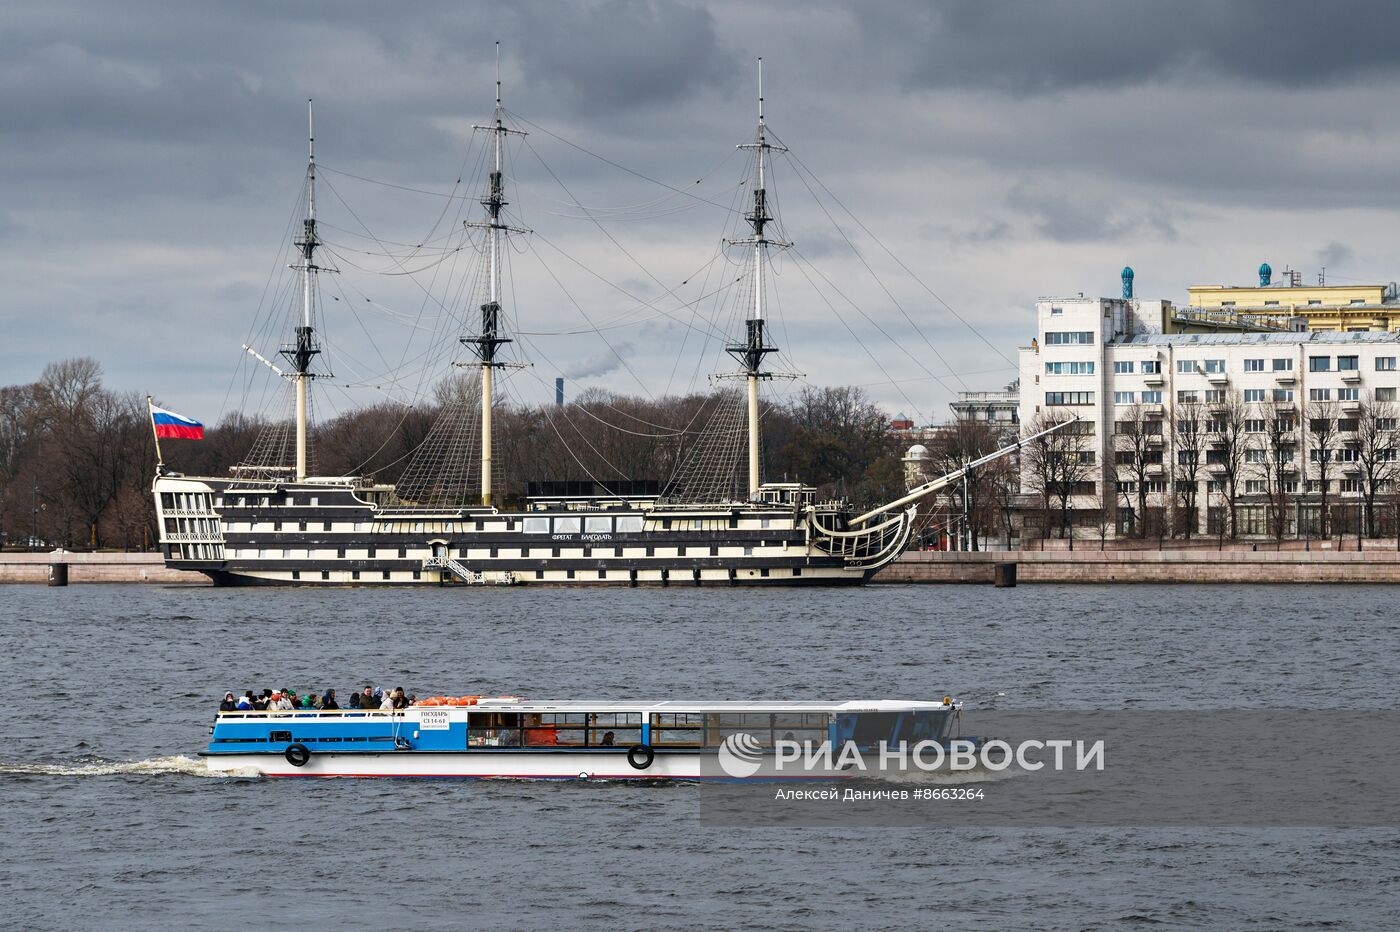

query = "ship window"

[
  {"left": 708, "top": 712, "right": 776, "bottom": 747},
  {"left": 523, "top": 712, "right": 588, "bottom": 747},
  {"left": 322, "top": 571, "right": 330, "bottom": 580},
  {"left": 285, "top": 496, "right": 294, "bottom": 507},
  {"left": 468, "top": 712, "right": 521, "bottom": 747},
  {"left": 309, "top": 497, "right": 319, "bottom": 506},
  {"left": 616, "top": 515, "right": 643, "bottom": 533},
  {"left": 650, "top": 712, "right": 706, "bottom": 746},
  {"left": 586, "top": 712, "right": 642, "bottom": 747},
  {"left": 269, "top": 731, "right": 292, "bottom": 743},
  {"left": 382, "top": 571, "right": 391, "bottom": 580},
  {"left": 554, "top": 516, "right": 581, "bottom": 534},
  {"left": 584, "top": 516, "right": 612, "bottom": 533},
  {"left": 260, "top": 497, "right": 270, "bottom": 507},
  {"left": 398, "top": 548, "right": 406, "bottom": 558},
  {"left": 522, "top": 517, "right": 549, "bottom": 533}
]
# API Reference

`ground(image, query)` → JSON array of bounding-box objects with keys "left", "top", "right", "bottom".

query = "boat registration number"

[{"left": 420, "top": 710, "right": 450, "bottom": 730}]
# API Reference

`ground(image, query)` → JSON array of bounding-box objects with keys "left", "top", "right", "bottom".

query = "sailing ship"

[{"left": 152, "top": 56, "right": 1051, "bottom": 587}]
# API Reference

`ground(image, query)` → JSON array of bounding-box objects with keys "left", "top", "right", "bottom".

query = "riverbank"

[
  {"left": 5, "top": 549, "right": 1399, "bottom": 584},
  {"left": 0, "top": 553, "right": 206, "bottom": 584},
  {"left": 882, "top": 549, "right": 1400, "bottom": 583}
]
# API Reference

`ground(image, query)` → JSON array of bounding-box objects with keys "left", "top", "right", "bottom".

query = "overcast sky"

[{"left": 5, "top": 1, "right": 1400, "bottom": 426}]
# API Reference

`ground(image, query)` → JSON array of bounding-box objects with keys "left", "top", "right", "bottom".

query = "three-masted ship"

[{"left": 152, "top": 60, "right": 1034, "bottom": 587}]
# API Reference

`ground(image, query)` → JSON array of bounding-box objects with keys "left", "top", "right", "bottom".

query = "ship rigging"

[{"left": 151, "top": 51, "right": 1059, "bottom": 586}]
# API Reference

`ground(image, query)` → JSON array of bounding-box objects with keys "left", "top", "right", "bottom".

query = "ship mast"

[
  {"left": 464, "top": 43, "right": 527, "bottom": 507},
  {"left": 282, "top": 99, "right": 322, "bottom": 482},
  {"left": 728, "top": 59, "right": 788, "bottom": 499}
]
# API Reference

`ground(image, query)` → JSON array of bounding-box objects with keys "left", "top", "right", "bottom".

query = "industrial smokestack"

[{"left": 554, "top": 377, "right": 564, "bottom": 406}]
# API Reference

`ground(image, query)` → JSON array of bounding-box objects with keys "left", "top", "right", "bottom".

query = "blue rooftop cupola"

[
  {"left": 1121, "top": 266, "right": 1134, "bottom": 299},
  {"left": 1259, "top": 262, "right": 1272, "bottom": 287}
]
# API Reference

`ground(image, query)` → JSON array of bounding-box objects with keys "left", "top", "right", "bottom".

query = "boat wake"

[{"left": 0, "top": 755, "right": 262, "bottom": 779}]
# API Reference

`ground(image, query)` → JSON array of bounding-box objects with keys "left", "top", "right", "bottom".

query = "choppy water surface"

[{"left": 1, "top": 583, "right": 1397, "bottom": 930}]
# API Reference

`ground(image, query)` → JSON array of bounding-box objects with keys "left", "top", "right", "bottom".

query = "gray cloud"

[
  {"left": 865, "top": 1, "right": 1400, "bottom": 95},
  {"left": 4, "top": 1, "right": 1400, "bottom": 428}
]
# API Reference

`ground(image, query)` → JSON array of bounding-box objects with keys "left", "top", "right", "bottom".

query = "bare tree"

[
  {"left": 1353, "top": 393, "right": 1399, "bottom": 537},
  {"left": 1261, "top": 402, "right": 1299, "bottom": 542},
  {"left": 1022, "top": 411, "right": 1094, "bottom": 543},
  {"left": 1170, "top": 400, "right": 1206, "bottom": 538},
  {"left": 923, "top": 417, "right": 1006, "bottom": 550},
  {"left": 1113, "top": 403, "right": 1154, "bottom": 537},
  {"left": 1305, "top": 400, "right": 1340, "bottom": 539},
  {"left": 1209, "top": 390, "right": 1253, "bottom": 538}
]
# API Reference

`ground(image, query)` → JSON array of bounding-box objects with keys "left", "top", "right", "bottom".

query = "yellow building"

[{"left": 1188, "top": 263, "right": 1400, "bottom": 332}]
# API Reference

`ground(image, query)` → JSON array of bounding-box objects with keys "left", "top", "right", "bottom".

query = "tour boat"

[{"left": 202, "top": 696, "right": 970, "bottom": 780}]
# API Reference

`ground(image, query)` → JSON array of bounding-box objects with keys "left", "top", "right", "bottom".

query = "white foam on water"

[{"left": 0, "top": 755, "right": 262, "bottom": 779}]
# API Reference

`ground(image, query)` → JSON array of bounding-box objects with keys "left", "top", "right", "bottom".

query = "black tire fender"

[
  {"left": 284, "top": 743, "right": 311, "bottom": 767},
  {"left": 626, "top": 744, "right": 654, "bottom": 771}
]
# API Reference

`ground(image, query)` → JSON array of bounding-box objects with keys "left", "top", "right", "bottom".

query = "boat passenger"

[
  {"left": 361, "top": 686, "right": 376, "bottom": 708},
  {"left": 303, "top": 692, "right": 322, "bottom": 710},
  {"left": 390, "top": 687, "right": 409, "bottom": 710},
  {"left": 348, "top": 692, "right": 362, "bottom": 710},
  {"left": 285, "top": 689, "right": 298, "bottom": 707},
  {"left": 379, "top": 691, "right": 395, "bottom": 710},
  {"left": 220, "top": 692, "right": 237, "bottom": 712},
  {"left": 600, "top": 731, "right": 615, "bottom": 746},
  {"left": 271, "top": 691, "right": 294, "bottom": 711},
  {"left": 322, "top": 689, "right": 340, "bottom": 710}
]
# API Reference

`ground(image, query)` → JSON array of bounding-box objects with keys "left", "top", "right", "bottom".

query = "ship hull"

[
  {"left": 202, "top": 750, "right": 850, "bottom": 780},
  {"left": 153, "top": 475, "right": 912, "bottom": 587}
]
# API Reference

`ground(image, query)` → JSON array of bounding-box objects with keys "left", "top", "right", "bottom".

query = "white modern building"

[
  {"left": 1018, "top": 294, "right": 1400, "bottom": 539},
  {"left": 949, "top": 382, "right": 1019, "bottom": 428}
]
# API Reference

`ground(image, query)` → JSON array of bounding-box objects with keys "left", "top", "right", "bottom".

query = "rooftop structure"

[{"left": 1188, "top": 263, "right": 1400, "bottom": 332}]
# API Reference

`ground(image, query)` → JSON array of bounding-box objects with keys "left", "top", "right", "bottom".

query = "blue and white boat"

[{"left": 202, "top": 696, "right": 969, "bottom": 779}]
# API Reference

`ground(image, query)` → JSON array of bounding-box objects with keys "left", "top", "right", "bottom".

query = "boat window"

[
  {"left": 840, "top": 712, "right": 903, "bottom": 747},
  {"left": 706, "top": 712, "right": 776, "bottom": 747},
  {"left": 522, "top": 713, "right": 589, "bottom": 747},
  {"left": 585, "top": 712, "right": 642, "bottom": 747},
  {"left": 616, "top": 515, "right": 643, "bottom": 533},
  {"left": 650, "top": 712, "right": 706, "bottom": 746},
  {"left": 554, "top": 516, "right": 581, "bottom": 534},
  {"left": 467, "top": 712, "right": 521, "bottom": 747},
  {"left": 898, "top": 710, "right": 952, "bottom": 742},
  {"left": 771, "top": 712, "right": 829, "bottom": 747},
  {"left": 522, "top": 517, "right": 550, "bottom": 533},
  {"left": 584, "top": 516, "right": 612, "bottom": 534}
]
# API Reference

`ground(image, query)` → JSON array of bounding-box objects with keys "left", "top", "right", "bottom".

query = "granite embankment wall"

[
  {"left": 882, "top": 549, "right": 1400, "bottom": 583},
  {"left": 4, "top": 550, "right": 1398, "bottom": 585},
  {"left": 0, "top": 553, "right": 207, "bottom": 584}
]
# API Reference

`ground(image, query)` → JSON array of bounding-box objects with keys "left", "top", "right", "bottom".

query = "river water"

[{"left": 1, "top": 583, "right": 1396, "bottom": 930}]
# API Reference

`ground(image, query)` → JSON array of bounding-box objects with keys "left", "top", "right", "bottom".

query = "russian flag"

[{"left": 151, "top": 405, "right": 204, "bottom": 440}]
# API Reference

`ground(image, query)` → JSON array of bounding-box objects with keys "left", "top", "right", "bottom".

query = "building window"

[
  {"left": 1245, "top": 419, "right": 1266, "bottom": 433},
  {"left": 1177, "top": 390, "right": 1199, "bottom": 403},
  {"left": 1244, "top": 359, "right": 1265, "bottom": 372},
  {"left": 1244, "top": 389, "right": 1265, "bottom": 402},
  {"left": 1377, "top": 388, "right": 1397, "bottom": 402},
  {"left": 1142, "top": 391, "right": 1163, "bottom": 404},
  {"left": 1309, "top": 356, "right": 1332, "bottom": 372},
  {"left": 1050, "top": 306, "right": 1063, "bottom": 316},
  {"left": 1338, "top": 355, "right": 1359, "bottom": 371},
  {"left": 1114, "top": 361, "right": 1135, "bottom": 374},
  {"left": 1045, "top": 361, "right": 1095, "bottom": 375},
  {"left": 1340, "top": 479, "right": 1362, "bottom": 493},
  {"left": 1246, "top": 480, "right": 1266, "bottom": 494},
  {"left": 1044, "top": 392, "right": 1094, "bottom": 406},
  {"left": 1114, "top": 392, "right": 1137, "bottom": 405},
  {"left": 1379, "top": 418, "right": 1398, "bottom": 431},
  {"left": 1045, "top": 331, "right": 1093, "bottom": 345},
  {"left": 1340, "top": 388, "right": 1359, "bottom": 401},
  {"left": 1273, "top": 358, "right": 1293, "bottom": 371},
  {"left": 1246, "top": 449, "right": 1266, "bottom": 464},
  {"left": 1204, "top": 389, "right": 1225, "bottom": 403},
  {"left": 1338, "top": 419, "right": 1359, "bottom": 433},
  {"left": 1176, "top": 359, "right": 1195, "bottom": 374},
  {"left": 1310, "top": 388, "right": 1332, "bottom": 401},
  {"left": 1203, "top": 359, "right": 1225, "bottom": 373},
  {"left": 1273, "top": 389, "right": 1294, "bottom": 402},
  {"left": 1141, "top": 360, "right": 1161, "bottom": 374},
  {"left": 1376, "top": 357, "right": 1396, "bottom": 372}
]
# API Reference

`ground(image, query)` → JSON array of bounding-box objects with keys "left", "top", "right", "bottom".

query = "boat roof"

[{"left": 466, "top": 699, "right": 953, "bottom": 713}]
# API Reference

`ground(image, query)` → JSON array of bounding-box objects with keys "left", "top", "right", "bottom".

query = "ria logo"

[{"left": 717, "top": 732, "right": 765, "bottom": 778}]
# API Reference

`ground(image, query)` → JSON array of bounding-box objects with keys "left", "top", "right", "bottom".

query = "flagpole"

[{"left": 146, "top": 395, "right": 165, "bottom": 473}]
